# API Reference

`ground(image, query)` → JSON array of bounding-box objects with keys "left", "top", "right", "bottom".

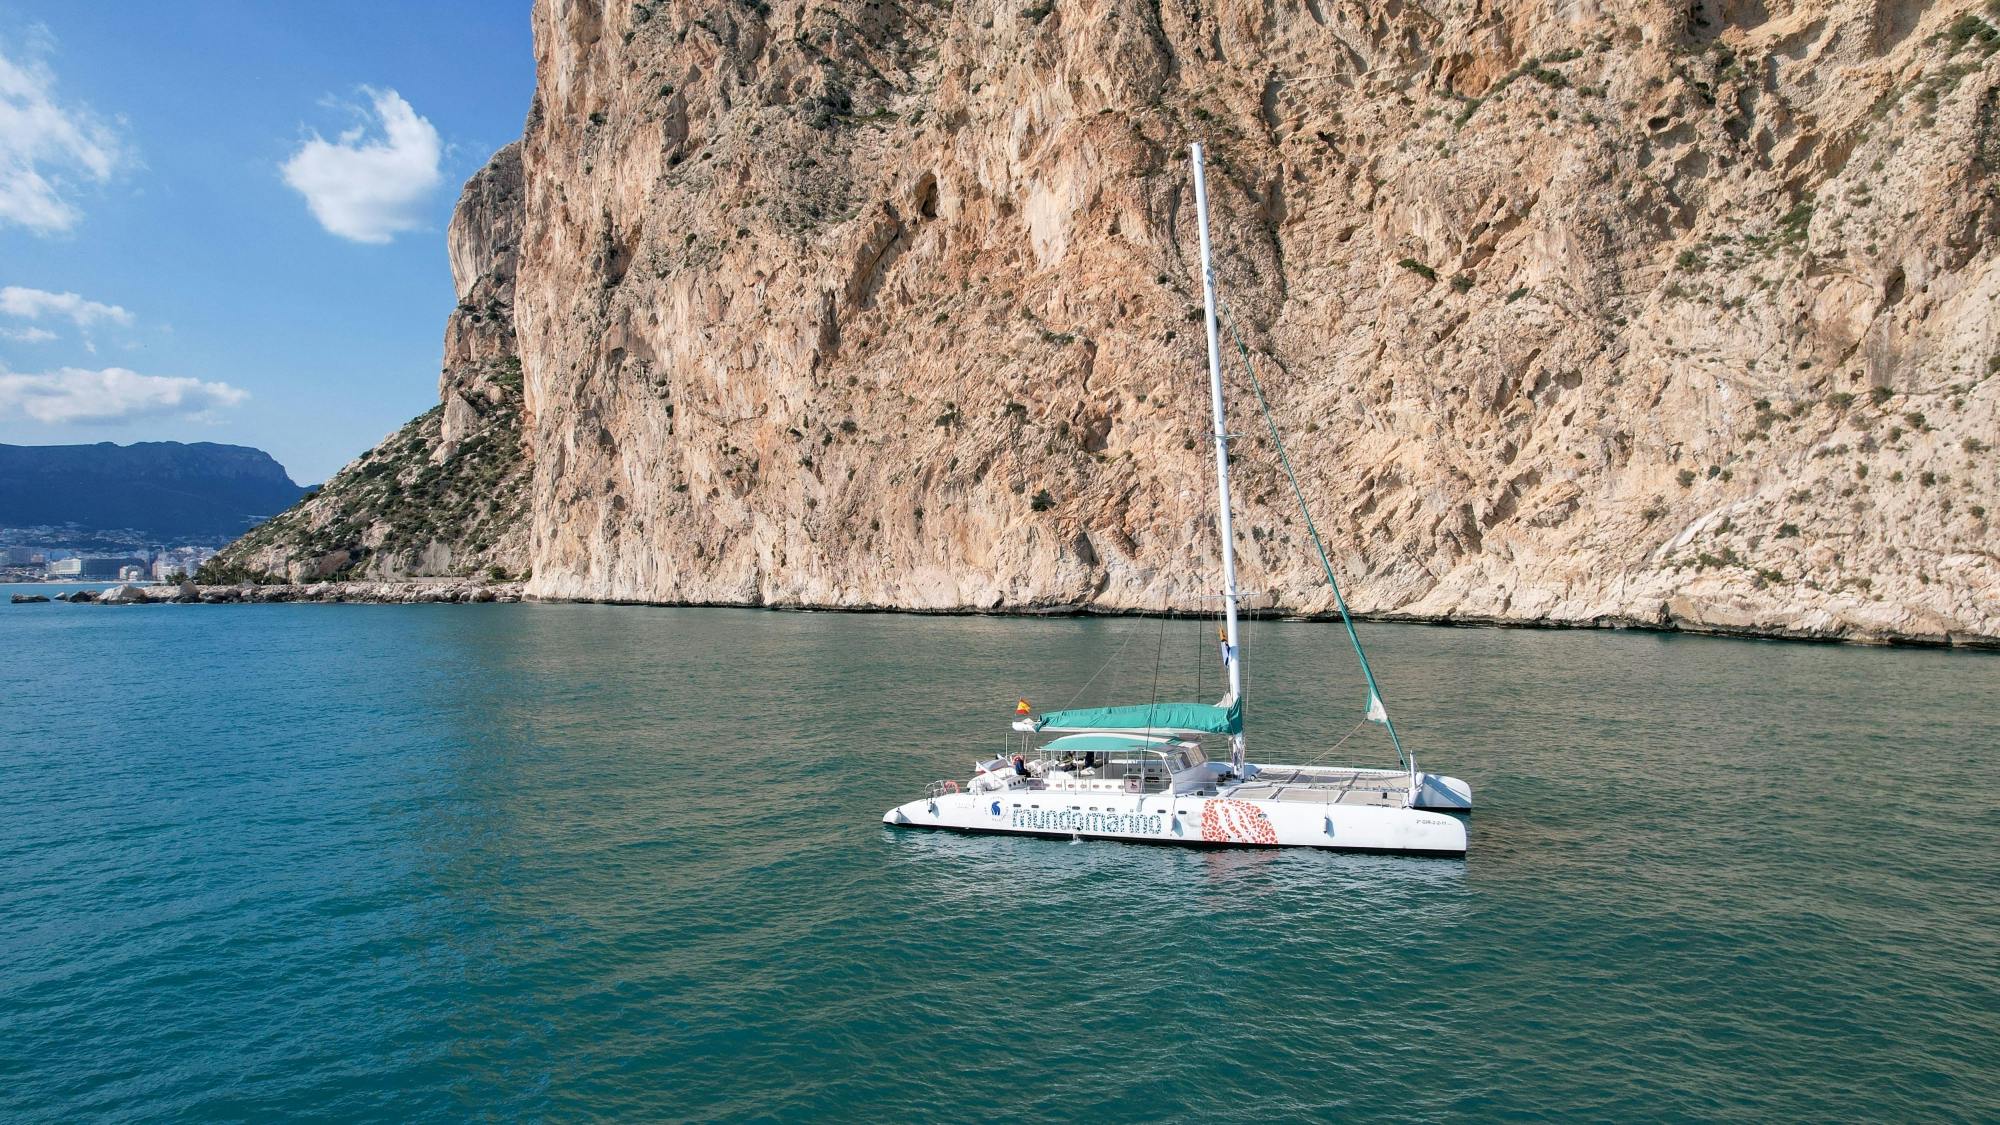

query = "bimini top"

[
  {"left": 1033, "top": 700, "right": 1242, "bottom": 737},
  {"left": 1040, "top": 732, "right": 1175, "bottom": 752}
]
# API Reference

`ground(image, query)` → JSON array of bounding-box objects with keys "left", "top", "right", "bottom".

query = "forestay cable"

[{"left": 1217, "top": 299, "right": 1407, "bottom": 769}]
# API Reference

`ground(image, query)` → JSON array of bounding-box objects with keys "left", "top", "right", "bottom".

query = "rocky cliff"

[
  {"left": 206, "top": 145, "right": 532, "bottom": 583},
  {"left": 233, "top": 0, "right": 2000, "bottom": 643}
]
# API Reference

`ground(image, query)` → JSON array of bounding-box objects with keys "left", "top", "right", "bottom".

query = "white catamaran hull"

[{"left": 884, "top": 792, "right": 1467, "bottom": 856}]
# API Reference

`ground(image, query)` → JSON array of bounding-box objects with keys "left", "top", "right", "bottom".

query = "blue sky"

[{"left": 0, "top": 3, "right": 533, "bottom": 483}]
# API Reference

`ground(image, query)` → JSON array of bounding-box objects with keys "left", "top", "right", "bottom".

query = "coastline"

[
  {"left": 27, "top": 579, "right": 1996, "bottom": 651},
  {"left": 20, "top": 580, "right": 528, "bottom": 605}
]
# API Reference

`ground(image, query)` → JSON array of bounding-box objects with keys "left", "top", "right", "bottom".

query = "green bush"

[
  {"left": 1945, "top": 12, "right": 2000, "bottom": 53},
  {"left": 1397, "top": 258, "right": 1438, "bottom": 282},
  {"left": 1030, "top": 489, "right": 1055, "bottom": 512}
]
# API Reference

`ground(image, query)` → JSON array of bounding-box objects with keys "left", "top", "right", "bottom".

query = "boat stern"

[{"left": 1413, "top": 771, "right": 1474, "bottom": 812}]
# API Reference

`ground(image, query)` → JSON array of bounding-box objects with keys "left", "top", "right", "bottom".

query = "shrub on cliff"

[{"left": 1397, "top": 258, "right": 1437, "bottom": 282}]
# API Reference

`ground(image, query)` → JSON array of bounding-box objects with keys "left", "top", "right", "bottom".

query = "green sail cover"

[
  {"left": 1042, "top": 733, "right": 1171, "bottom": 752},
  {"left": 1035, "top": 700, "right": 1242, "bottom": 736}
]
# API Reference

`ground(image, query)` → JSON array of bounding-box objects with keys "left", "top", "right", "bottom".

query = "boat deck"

[{"left": 1222, "top": 766, "right": 1413, "bottom": 809}]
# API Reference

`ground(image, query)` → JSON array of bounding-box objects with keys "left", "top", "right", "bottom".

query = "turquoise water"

[{"left": 3, "top": 589, "right": 1996, "bottom": 1120}]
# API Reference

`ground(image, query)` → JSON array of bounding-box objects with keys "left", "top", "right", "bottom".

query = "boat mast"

[{"left": 1191, "top": 143, "right": 1245, "bottom": 766}]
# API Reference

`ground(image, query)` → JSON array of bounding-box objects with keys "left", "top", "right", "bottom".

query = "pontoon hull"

[{"left": 883, "top": 792, "right": 1467, "bottom": 856}]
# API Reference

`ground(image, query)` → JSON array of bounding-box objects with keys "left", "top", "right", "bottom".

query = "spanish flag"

[{"left": 1016, "top": 698, "right": 1032, "bottom": 715}]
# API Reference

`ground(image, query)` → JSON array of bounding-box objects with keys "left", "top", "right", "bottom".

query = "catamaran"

[{"left": 883, "top": 143, "right": 1472, "bottom": 856}]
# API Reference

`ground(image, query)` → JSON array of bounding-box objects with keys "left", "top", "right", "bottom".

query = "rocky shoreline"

[
  {"left": 19, "top": 580, "right": 527, "bottom": 606},
  {"left": 20, "top": 580, "right": 1993, "bottom": 650}
]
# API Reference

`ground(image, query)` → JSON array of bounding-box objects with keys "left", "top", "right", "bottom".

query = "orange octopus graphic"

[{"left": 1199, "top": 799, "right": 1278, "bottom": 844}]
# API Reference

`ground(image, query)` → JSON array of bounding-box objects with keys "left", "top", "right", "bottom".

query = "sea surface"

[{"left": 3, "top": 585, "right": 1996, "bottom": 1121}]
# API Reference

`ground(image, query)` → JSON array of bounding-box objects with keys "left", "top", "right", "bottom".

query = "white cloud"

[
  {"left": 0, "top": 37, "right": 129, "bottom": 233},
  {"left": 281, "top": 88, "right": 442, "bottom": 243},
  {"left": 0, "top": 365, "right": 247, "bottom": 425},
  {"left": 0, "top": 326, "right": 57, "bottom": 343},
  {"left": 0, "top": 285, "right": 133, "bottom": 328}
]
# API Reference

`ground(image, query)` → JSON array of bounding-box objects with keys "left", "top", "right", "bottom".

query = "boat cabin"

[{"left": 968, "top": 732, "right": 1225, "bottom": 797}]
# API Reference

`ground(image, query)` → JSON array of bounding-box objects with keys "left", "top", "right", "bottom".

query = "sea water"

[{"left": 3, "top": 589, "right": 1996, "bottom": 1120}]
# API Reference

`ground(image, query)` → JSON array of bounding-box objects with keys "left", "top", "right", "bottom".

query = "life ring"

[{"left": 944, "top": 780, "right": 960, "bottom": 794}]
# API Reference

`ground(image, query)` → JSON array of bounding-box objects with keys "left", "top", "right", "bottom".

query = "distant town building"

[
  {"left": 52, "top": 556, "right": 149, "bottom": 579},
  {"left": 148, "top": 547, "right": 214, "bottom": 580},
  {"left": 2, "top": 546, "right": 45, "bottom": 565},
  {"left": 118, "top": 565, "right": 146, "bottom": 582}
]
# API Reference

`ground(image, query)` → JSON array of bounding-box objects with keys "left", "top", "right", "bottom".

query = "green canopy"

[
  {"left": 1034, "top": 700, "right": 1242, "bottom": 736},
  {"left": 1041, "top": 733, "right": 1172, "bottom": 752}
]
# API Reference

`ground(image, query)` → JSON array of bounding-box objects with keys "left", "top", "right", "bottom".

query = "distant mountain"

[{"left": 0, "top": 441, "right": 308, "bottom": 543}]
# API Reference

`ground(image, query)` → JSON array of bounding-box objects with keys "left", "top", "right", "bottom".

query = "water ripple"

[{"left": 1, "top": 597, "right": 1995, "bottom": 1120}]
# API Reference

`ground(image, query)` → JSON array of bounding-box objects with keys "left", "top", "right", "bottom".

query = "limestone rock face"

[
  {"left": 207, "top": 146, "right": 533, "bottom": 584},
  {"left": 491, "top": 0, "right": 1996, "bottom": 642},
  {"left": 214, "top": 1, "right": 1999, "bottom": 642},
  {"left": 441, "top": 143, "right": 527, "bottom": 452}
]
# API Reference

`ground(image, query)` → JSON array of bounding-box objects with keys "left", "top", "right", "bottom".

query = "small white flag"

[{"left": 1365, "top": 692, "right": 1388, "bottom": 724}]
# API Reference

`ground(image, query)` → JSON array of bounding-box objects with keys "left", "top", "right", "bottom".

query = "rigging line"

[
  {"left": 1147, "top": 576, "right": 1171, "bottom": 723},
  {"left": 1168, "top": 394, "right": 1204, "bottom": 707},
  {"left": 1216, "top": 297, "right": 1408, "bottom": 769},
  {"left": 1301, "top": 717, "right": 1370, "bottom": 768},
  {"left": 1058, "top": 618, "right": 1142, "bottom": 710},
  {"left": 1186, "top": 539, "right": 1200, "bottom": 706},
  {"left": 1202, "top": 342, "right": 1224, "bottom": 705}
]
